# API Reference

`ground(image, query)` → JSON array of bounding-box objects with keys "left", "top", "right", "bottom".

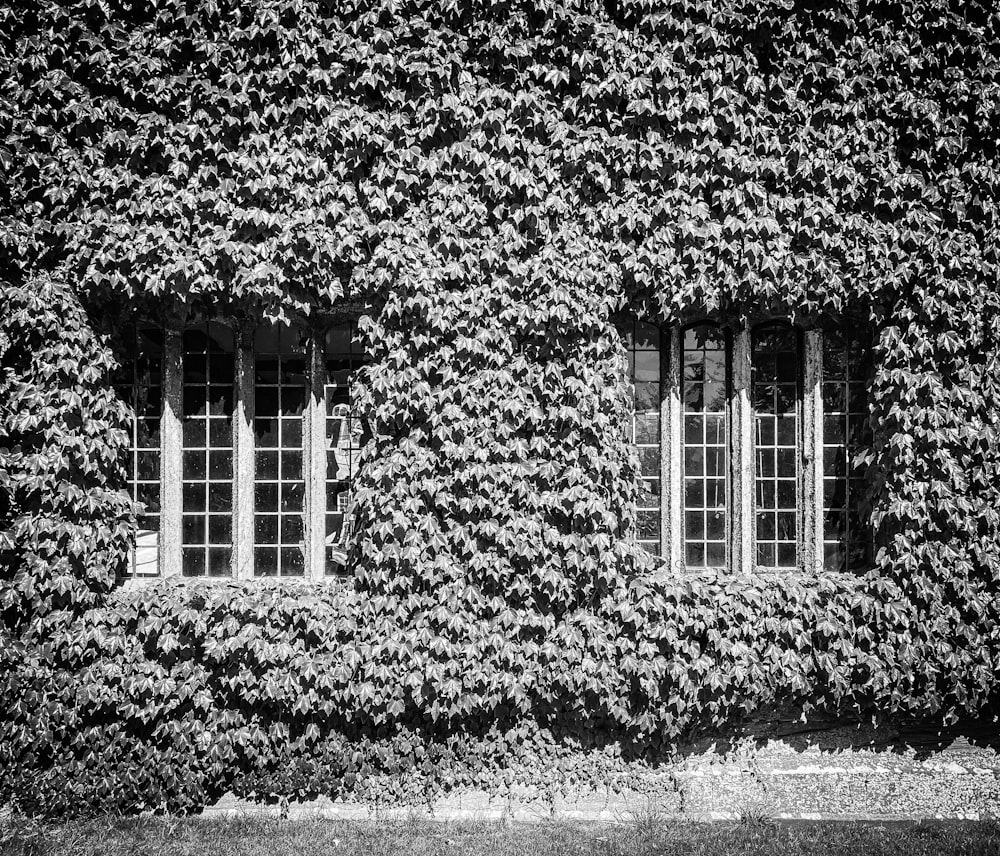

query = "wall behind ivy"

[{"left": 1, "top": 0, "right": 999, "bottom": 816}]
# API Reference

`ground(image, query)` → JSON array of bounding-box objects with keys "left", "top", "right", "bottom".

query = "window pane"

[
  {"left": 753, "top": 323, "right": 798, "bottom": 570},
  {"left": 325, "top": 320, "right": 371, "bottom": 576},
  {"left": 682, "top": 324, "right": 727, "bottom": 569},
  {"left": 252, "top": 322, "right": 307, "bottom": 577},
  {"left": 113, "top": 325, "right": 163, "bottom": 577},
  {"left": 822, "top": 326, "right": 872, "bottom": 572},
  {"left": 619, "top": 320, "right": 663, "bottom": 559},
  {"left": 182, "top": 321, "right": 234, "bottom": 578}
]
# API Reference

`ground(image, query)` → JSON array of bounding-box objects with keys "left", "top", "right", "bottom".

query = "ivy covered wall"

[{"left": 1, "top": 0, "right": 999, "bottom": 816}]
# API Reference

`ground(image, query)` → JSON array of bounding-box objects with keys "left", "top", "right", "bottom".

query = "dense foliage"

[
  {"left": 1, "top": 0, "right": 999, "bottom": 817},
  {"left": 0, "top": 280, "right": 135, "bottom": 630}
]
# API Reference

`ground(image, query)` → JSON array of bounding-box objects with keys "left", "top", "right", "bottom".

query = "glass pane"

[
  {"left": 257, "top": 451, "right": 279, "bottom": 480},
  {"left": 753, "top": 323, "right": 799, "bottom": 570},
  {"left": 639, "top": 446, "right": 660, "bottom": 477},
  {"left": 823, "top": 325, "right": 872, "bottom": 572},
  {"left": 182, "top": 547, "right": 205, "bottom": 577},
  {"left": 255, "top": 418, "right": 280, "bottom": 447},
  {"left": 256, "top": 387, "right": 279, "bottom": 417},
  {"left": 183, "top": 451, "right": 206, "bottom": 480},
  {"left": 637, "top": 478, "right": 659, "bottom": 506},
  {"left": 634, "top": 322, "right": 660, "bottom": 350},
  {"left": 182, "top": 322, "right": 234, "bottom": 578},
  {"left": 324, "top": 323, "right": 352, "bottom": 356},
  {"left": 633, "top": 381, "right": 659, "bottom": 412},
  {"left": 183, "top": 482, "right": 205, "bottom": 512},
  {"left": 634, "top": 350, "right": 659, "bottom": 382},
  {"left": 183, "top": 420, "right": 205, "bottom": 447},
  {"left": 324, "top": 319, "right": 371, "bottom": 575},
  {"left": 209, "top": 419, "right": 232, "bottom": 446},
  {"left": 208, "top": 450, "right": 231, "bottom": 480},
  {"left": 255, "top": 515, "right": 279, "bottom": 544},
  {"left": 182, "top": 515, "right": 205, "bottom": 545},
  {"left": 620, "top": 319, "right": 664, "bottom": 558},
  {"left": 256, "top": 483, "right": 278, "bottom": 512},
  {"left": 255, "top": 547, "right": 278, "bottom": 576},
  {"left": 634, "top": 412, "right": 659, "bottom": 444},
  {"left": 137, "top": 482, "right": 160, "bottom": 512},
  {"left": 637, "top": 510, "right": 659, "bottom": 539},
  {"left": 282, "top": 483, "right": 304, "bottom": 512},
  {"left": 681, "top": 324, "right": 728, "bottom": 570},
  {"left": 281, "top": 547, "right": 305, "bottom": 576},
  {"left": 208, "top": 483, "right": 232, "bottom": 512},
  {"left": 254, "top": 324, "right": 306, "bottom": 576},
  {"left": 281, "top": 451, "right": 303, "bottom": 481},
  {"left": 281, "top": 515, "right": 304, "bottom": 542},
  {"left": 208, "top": 547, "right": 231, "bottom": 576},
  {"left": 208, "top": 514, "right": 231, "bottom": 544},
  {"left": 137, "top": 451, "right": 159, "bottom": 481}
]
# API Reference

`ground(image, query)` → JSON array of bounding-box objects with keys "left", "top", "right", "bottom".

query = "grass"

[{"left": 2, "top": 815, "right": 1000, "bottom": 856}]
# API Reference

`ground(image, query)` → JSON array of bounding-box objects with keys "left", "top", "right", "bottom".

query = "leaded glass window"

[
  {"left": 114, "top": 325, "right": 162, "bottom": 577},
  {"left": 181, "top": 323, "right": 234, "bottom": 577},
  {"left": 625, "top": 321, "right": 662, "bottom": 554},
  {"left": 325, "top": 321, "right": 368, "bottom": 575},
  {"left": 254, "top": 322, "right": 306, "bottom": 577},
  {"left": 682, "top": 325, "right": 728, "bottom": 569},
  {"left": 822, "top": 326, "right": 871, "bottom": 572},
  {"left": 753, "top": 323, "right": 800, "bottom": 570}
]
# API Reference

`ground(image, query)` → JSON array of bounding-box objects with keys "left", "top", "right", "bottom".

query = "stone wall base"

[{"left": 205, "top": 718, "right": 1000, "bottom": 822}]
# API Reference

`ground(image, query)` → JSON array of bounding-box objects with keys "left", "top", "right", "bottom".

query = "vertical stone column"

[
  {"left": 304, "top": 327, "right": 328, "bottom": 582},
  {"left": 731, "top": 326, "right": 754, "bottom": 575},
  {"left": 232, "top": 320, "right": 255, "bottom": 580},
  {"left": 159, "top": 321, "right": 184, "bottom": 578},
  {"left": 662, "top": 326, "right": 682, "bottom": 572},
  {"left": 802, "top": 329, "right": 825, "bottom": 574}
]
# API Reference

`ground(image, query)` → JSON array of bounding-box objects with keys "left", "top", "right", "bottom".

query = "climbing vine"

[{"left": 1, "top": 0, "right": 999, "bottom": 816}]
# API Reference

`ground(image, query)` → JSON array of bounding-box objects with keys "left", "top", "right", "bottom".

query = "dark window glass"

[
  {"left": 254, "top": 322, "right": 307, "bottom": 577},
  {"left": 682, "top": 324, "right": 728, "bottom": 570},
  {"left": 822, "top": 326, "right": 872, "bottom": 572},
  {"left": 113, "top": 325, "right": 163, "bottom": 577},
  {"left": 324, "top": 321, "right": 370, "bottom": 576},
  {"left": 753, "top": 324, "right": 799, "bottom": 570},
  {"left": 181, "top": 322, "right": 234, "bottom": 577},
  {"left": 622, "top": 321, "right": 661, "bottom": 556}
]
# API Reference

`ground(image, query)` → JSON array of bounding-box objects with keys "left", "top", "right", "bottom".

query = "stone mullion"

[
  {"left": 731, "top": 327, "right": 754, "bottom": 575},
  {"left": 304, "top": 329, "right": 328, "bottom": 582},
  {"left": 802, "top": 329, "right": 824, "bottom": 574},
  {"left": 662, "top": 326, "right": 682, "bottom": 572},
  {"left": 159, "top": 323, "right": 184, "bottom": 578},
  {"left": 232, "top": 323, "right": 256, "bottom": 580}
]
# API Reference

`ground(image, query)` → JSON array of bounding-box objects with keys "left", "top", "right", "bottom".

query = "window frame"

[
  {"left": 122, "top": 312, "right": 869, "bottom": 585},
  {"left": 679, "top": 321, "right": 733, "bottom": 573},
  {"left": 624, "top": 316, "right": 869, "bottom": 577},
  {"left": 119, "top": 311, "right": 369, "bottom": 587}
]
